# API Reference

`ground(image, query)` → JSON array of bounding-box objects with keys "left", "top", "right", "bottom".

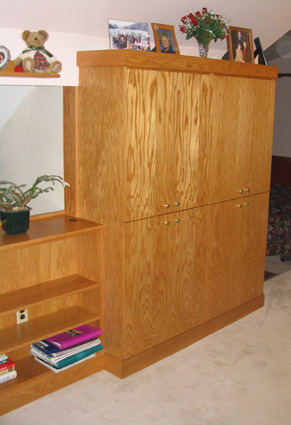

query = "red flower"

[
  {"left": 181, "top": 15, "right": 187, "bottom": 24},
  {"left": 188, "top": 13, "right": 198, "bottom": 26},
  {"left": 195, "top": 11, "right": 201, "bottom": 18},
  {"left": 202, "top": 7, "right": 208, "bottom": 14},
  {"left": 180, "top": 27, "right": 186, "bottom": 33}
]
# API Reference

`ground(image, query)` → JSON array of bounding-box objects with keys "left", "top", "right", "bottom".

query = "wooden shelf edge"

[
  {"left": 0, "top": 274, "right": 100, "bottom": 317},
  {"left": 0, "top": 61, "right": 60, "bottom": 78},
  {"left": 0, "top": 213, "right": 104, "bottom": 252},
  {"left": 0, "top": 306, "right": 99, "bottom": 353},
  {"left": 0, "top": 352, "right": 104, "bottom": 415},
  {"left": 77, "top": 50, "right": 278, "bottom": 80}
]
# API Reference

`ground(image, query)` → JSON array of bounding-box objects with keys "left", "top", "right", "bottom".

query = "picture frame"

[
  {"left": 151, "top": 23, "right": 180, "bottom": 55},
  {"left": 227, "top": 27, "right": 254, "bottom": 63},
  {"left": 0, "top": 46, "right": 11, "bottom": 71},
  {"left": 108, "top": 19, "right": 150, "bottom": 51}
]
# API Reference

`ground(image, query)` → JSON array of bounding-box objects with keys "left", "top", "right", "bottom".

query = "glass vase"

[{"left": 195, "top": 37, "right": 213, "bottom": 58}]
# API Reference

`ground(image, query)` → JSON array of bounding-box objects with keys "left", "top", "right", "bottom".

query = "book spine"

[
  {"left": 0, "top": 367, "right": 15, "bottom": 376},
  {"left": 0, "top": 370, "right": 17, "bottom": 384},
  {"left": 0, "top": 360, "right": 16, "bottom": 372}
]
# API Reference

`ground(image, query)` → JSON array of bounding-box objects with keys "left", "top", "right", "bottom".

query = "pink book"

[{"left": 45, "top": 325, "right": 103, "bottom": 350}]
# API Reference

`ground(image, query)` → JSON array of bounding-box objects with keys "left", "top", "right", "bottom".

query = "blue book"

[{"left": 32, "top": 340, "right": 60, "bottom": 355}]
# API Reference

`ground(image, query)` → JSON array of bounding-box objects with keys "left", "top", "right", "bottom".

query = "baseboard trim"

[{"left": 105, "top": 294, "right": 264, "bottom": 378}]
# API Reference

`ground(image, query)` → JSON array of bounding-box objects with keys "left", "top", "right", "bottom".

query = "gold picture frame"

[
  {"left": 227, "top": 26, "right": 254, "bottom": 63},
  {"left": 151, "top": 23, "right": 180, "bottom": 54}
]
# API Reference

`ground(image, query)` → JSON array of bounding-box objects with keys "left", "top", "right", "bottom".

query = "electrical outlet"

[{"left": 16, "top": 309, "right": 28, "bottom": 324}]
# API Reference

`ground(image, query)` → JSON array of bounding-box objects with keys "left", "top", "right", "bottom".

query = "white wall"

[{"left": 0, "top": 86, "right": 64, "bottom": 215}]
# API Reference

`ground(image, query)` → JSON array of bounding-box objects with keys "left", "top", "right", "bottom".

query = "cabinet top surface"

[{"left": 77, "top": 50, "right": 278, "bottom": 80}]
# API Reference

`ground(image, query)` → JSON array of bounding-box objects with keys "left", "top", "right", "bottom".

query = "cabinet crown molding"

[{"left": 77, "top": 50, "right": 278, "bottom": 80}]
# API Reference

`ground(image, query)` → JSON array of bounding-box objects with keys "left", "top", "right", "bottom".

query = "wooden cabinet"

[
  {"left": 122, "top": 192, "right": 269, "bottom": 358},
  {"left": 0, "top": 214, "right": 104, "bottom": 415},
  {"left": 64, "top": 50, "right": 277, "bottom": 378}
]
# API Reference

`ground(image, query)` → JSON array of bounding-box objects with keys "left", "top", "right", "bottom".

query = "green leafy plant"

[{"left": 0, "top": 175, "right": 69, "bottom": 211}]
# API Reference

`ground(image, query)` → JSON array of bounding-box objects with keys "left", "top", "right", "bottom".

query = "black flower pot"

[{"left": 0, "top": 208, "right": 31, "bottom": 235}]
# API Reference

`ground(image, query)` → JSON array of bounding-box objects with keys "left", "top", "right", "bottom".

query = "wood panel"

[
  {"left": 125, "top": 70, "right": 212, "bottom": 221},
  {"left": 232, "top": 193, "right": 269, "bottom": 306},
  {"left": 76, "top": 66, "right": 127, "bottom": 358},
  {"left": 77, "top": 50, "right": 278, "bottom": 80},
  {"left": 0, "top": 306, "right": 98, "bottom": 354},
  {"left": 64, "top": 87, "right": 79, "bottom": 216},
  {"left": 105, "top": 294, "right": 264, "bottom": 378},
  {"left": 123, "top": 208, "right": 210, "bottom": 357}
]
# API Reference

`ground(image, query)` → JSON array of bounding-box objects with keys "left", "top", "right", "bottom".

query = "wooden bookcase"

[
  {"left": 0, "top": 50, "right": 278, "bottom": 414},
  {"left": 0, "top": 213, "right": 104, "bottom": 415}
]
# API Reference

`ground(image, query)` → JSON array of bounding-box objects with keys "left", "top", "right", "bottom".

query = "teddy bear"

[{"left": 14, "top": 30, "right": 62, "bottom": 74}]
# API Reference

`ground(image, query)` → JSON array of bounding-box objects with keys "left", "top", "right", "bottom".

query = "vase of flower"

[{"left": 179, "top": 7, "right": 229, "bottom": 58}]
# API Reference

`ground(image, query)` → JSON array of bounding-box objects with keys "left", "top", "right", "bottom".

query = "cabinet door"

[
  {"left": 207, "top": 77, "right": 275, "bottom": 203},
  {"left": 123, "top": 208, "right": 210, "bottom": 358},
  {"left": 122, "top": 194, "right": 268, "bottom": 358},
  {"left": 125, "top": 69, "right": 212, "bottom": 221},
  {"left": 231, "top": 192, "right": 269, "bottom": 306}
]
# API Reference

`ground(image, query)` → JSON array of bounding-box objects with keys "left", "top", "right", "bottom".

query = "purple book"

[{"left": 45, "top": 325, "right": 103, "bottom": 350}]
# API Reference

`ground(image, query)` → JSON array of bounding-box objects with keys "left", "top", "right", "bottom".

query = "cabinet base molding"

[
  {"left": 105, "top": 294, "right": 264, "bottom": 379},
  {"left": 0, "top": 353, "right": 104, "bottom": 416}
]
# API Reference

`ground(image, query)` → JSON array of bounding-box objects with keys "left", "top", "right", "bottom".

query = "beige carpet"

[{"left": 2, "top": 270, "right": 291, "bottom": 425}]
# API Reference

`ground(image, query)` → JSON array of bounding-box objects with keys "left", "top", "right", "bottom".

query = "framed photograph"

[
  {"left": 227, "top": 27, "right": 254, "bottom": 63},
  {"left": 108, "top": 19, "right": 150, "bottom": 51},
  {"left": 0, "top": 46, "right": 11, "bottom": 71},
  {"left": 151, "top": 23, "right": 180, "bottom": 54}
]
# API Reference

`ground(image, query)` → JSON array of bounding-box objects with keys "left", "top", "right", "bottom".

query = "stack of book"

[
  {"left": 30, "top": 324, "right": 103, "bottom": 373},
  {"left": 0, "top": 354, "right": 17, "bottom": 384}
]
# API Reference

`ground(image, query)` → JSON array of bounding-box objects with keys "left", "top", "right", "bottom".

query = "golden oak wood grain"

[
  {"left": 0, "top": 275, "right": 99, "bottom": 316},
  {"left": 63, "top": 87, "right": 79, "bottom": 216},
  {"left": 77, "top": 50, "right": 278, "bottom": 80},
  {"left": 0, "top": 306, "right": 98, "bottom": 354},
  {"left": 105, "top": 294, "right": 264, "bottom": 378},
  {"left": 65, "top": 51, "right": 276, "bottom": 376},
  {"left": 0, "top": 214, "right": 103, "bottom": 252}
]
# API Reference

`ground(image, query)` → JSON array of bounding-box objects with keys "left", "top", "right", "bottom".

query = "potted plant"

[{"left": 0, "top": 175, "right": 69, "bottom": 235}]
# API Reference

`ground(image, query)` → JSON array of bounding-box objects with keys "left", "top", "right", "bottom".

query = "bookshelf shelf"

[
  {"left": 0, "top": 213, "right": 103, "bottom": 252},
  {"left": 0, "top": 306, "right": 99, "bottom": 353},
  {"left": 0, "top": 353, "right": 104, "bottom": 415},
  {"left": 0, "top": 274, "right": 100, "bottom": 316},
  {"left": 0, "top": 61, "right": 60, "bottom": 78},
  {"left": 0, "top": 211, "right": 104, "bottom": 414}
]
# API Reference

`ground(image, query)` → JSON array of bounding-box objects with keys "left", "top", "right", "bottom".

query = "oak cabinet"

[{"left": 65, "top": 50, "right": 277, "bottom": 377}]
